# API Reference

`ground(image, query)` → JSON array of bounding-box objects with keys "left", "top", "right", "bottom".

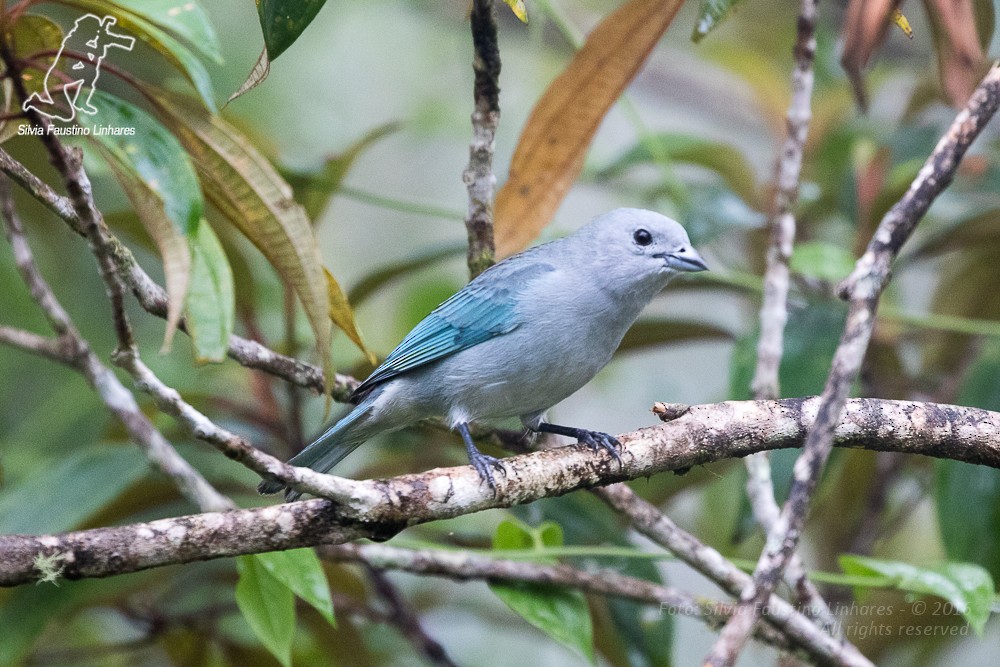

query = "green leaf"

[
  {"left": 257, "top": 0, "right": 329, "bottom": 60},
  {"left": 150, "top": 92, "right": 333, "bottom": 393},
  {"left": 111, "top": 0, "right": 223, "bottom": 63},
  {"left": 185, "top": 220, "right": 235, "bottom": 363},
  {"left": 619, "top": 317, "right": 733, "bottom": 352},
  {"left": 252, "top": 549, "right": 336, "bottom": 627},
  {"left": 692, "top": 0, "right": 749, "bottom": 43},
  {"left": 347, "top": 244, "right": 465, "bottom": 306},
  {"left": 790, "top": 241, "right": 857, "bottom": 283},
  {"left": 283, "top": 122, "right": 400, "bottom": 221},
  {"left": 0, "top": 445, "right": 147, "bottom": 534},
  {"left": 936, "top": 339, "right": 1000, "bottom": 581},
  {"left": 839, "top": 555, "right": 995, "bottom": 635},
  {"left": 490, "top": 518, "right": 595, "bottom": 661},
  {"left": 80, "top": 90, "right": 203, "bottom": 349},
  {"left": 490, "top": 582, "right": 595, "bottom": 662},
  {"left": 66, "top": 0, "right": 217, "bottom": 110},
  {"left": 599, "top": 132, "right": 760, "bottom": 208},
  {"left": 236, "top": 555, "right": 295, "bottom": 667}
]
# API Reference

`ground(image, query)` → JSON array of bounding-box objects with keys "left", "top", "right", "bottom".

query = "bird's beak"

[{"left": 665, "top": 248, "right": 709, "bottom": 273}]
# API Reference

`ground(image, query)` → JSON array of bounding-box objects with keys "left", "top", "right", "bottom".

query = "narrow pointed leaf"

[
  {"left": 185, "top": 221, "right": 235, "bottom": 363},
  {"left": 1, "top": 14, "right": 63, "bottom": 142},
  {"left": 151, "top": 92, "right": 332, "bottom": 390},
  {"left": 503, "top": 0, "right": 528, "bottom": 23},
  {"left": 619, "top": 318, "right": 733, "bottom": 352},
  {"left": 324, "top": 267, "right": 375, "bottom": 366},
  {"left": 257, "top": 0, "right": 328, "bottom": 60},
  {"left": 494, "top": 0, "right": 684, "bottom": 257},
  {"left": 81, "top": 91, "right": 203, "bottom": 349},
  {"left": 66, "top": 0, "right": 217, "bottom": 110},
  {"left": 228, "top": 48, "right": 270, "bottom": 105},
  {"left": 111, "top": 0, "right": 223, "bottom": 63},
  {"left": 253, "top": 548, "right": 336, "bottom": 627},
  {"left": 347, "top": 244, "right": 465, "bottom": 306},
  {"left": 236, "top": 555, "right": 295, "bottom": 667},
  {"left": 839, "top": 555, "right": 995, "bottom": 635},
  {"left": 692, "top": 0, "right": 748, "bottom": 43}
]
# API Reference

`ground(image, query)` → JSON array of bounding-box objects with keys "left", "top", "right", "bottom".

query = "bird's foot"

[
  {"left": 575, "top": 429, "right": 624, "bottom": 466},
  {"left": 468, "top": 448, "right": 507, "bottom": 490}
]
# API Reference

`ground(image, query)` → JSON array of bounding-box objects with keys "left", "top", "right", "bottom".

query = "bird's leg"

[
  {"left": 535, "top": 423, "right": 623, "bottom": 466},
  {"left": 457, "top": 422, "right": 506, "bottom": 490}
]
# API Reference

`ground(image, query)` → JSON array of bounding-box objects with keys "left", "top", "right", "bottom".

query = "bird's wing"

[{"left": 351, "top": 258, "right": 555, "bottom": 401}]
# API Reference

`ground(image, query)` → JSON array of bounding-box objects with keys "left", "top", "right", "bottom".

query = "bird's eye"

[{"left": 633, "top": 229, "right": 653, "bottom": 246}]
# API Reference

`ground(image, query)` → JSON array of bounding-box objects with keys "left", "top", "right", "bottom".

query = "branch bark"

[
  {"left": 463, "top": 0, "right": 501, "bottom": 277},
  {"left": 2, "top": 397, "right": 998, "bottom": 588},
  {"left": 706, "top": 61, "right": 1000, "bottom": 666}
]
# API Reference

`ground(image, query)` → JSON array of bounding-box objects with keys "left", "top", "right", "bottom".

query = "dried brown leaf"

[{"left": 925, "top": 0, "right": 987, "bottom": 107}]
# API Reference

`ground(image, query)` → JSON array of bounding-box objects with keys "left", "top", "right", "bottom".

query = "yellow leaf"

[
  {"left": 324, "top": 268, "right": 376, "bottom": 366},
  {"left": 493, "top": 0, "right": 684, "bottom": 257},
  {"left": 503, "top": 0, "right": 528, "bottom": 23},
  {"left": 892, "top": 9, "right": 914, "bottom": 39}
]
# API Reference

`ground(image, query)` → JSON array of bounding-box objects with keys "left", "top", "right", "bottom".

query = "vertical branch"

[
  {"left": 744, "top": 0, "right": 837, "bottom": 636},
  {"left": 463, "top": 0, "right": 500, "bottom": 278},
  {"left": 705, "top": 63, "right": 1000, "bottom": 667}
]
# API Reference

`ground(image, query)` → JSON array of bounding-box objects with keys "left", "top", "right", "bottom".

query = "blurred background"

[{"left": 2, "top": 0, "right": 1000, "bottom": 664}]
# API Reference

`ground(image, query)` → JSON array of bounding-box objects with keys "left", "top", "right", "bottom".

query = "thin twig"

[
  {"left": 0, "top": 178, "right": 231, "bottom": 512},
  {"left": 463, "top": 0, "right": 500, "bottom": 277},
  {"left": 364, "top": 565, "right": 459, "bottom": 667},
  {"left": 705, "top": 62, "right": 1000, "bottom": 667},
  {"left": 744, "top": 0, "right": 838, "bottom": 639}
]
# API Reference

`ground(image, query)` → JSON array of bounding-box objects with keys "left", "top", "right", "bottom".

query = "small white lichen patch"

[{"left": 33, "top": 551, "right": 70, "bottom": 585}]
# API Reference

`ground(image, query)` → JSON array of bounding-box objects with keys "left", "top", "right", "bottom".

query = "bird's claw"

[
  {"left": 577, "top": 430, "right": 623, "bottom": 466},
  {"left": 469, "top": 450, "right": 507, "bottom": 490}
]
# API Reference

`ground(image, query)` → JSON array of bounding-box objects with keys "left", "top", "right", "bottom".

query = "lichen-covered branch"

[
  {"left": 706, "top": 62, "right": 1000, "bottom": 667},
  {"left": 2, "top": 397, "right": 998, "bottom": 589},
  {"left": 463, "top": 0, "right": 500, "bottom": 277}
]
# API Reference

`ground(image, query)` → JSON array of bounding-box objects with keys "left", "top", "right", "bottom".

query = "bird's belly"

[{"left": 418, "top": 330, "right": 613, "bottom": 422}]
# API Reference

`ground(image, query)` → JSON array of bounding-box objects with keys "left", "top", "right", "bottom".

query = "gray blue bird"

[{"left": 259, "top": 208, "right": 707, "bottom": 499}]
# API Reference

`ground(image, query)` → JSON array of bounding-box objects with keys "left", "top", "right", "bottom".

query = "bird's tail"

[{"left": 257, "top": 396, "right": 376, "bottom": 499}]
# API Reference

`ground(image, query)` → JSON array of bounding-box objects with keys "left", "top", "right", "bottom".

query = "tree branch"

[
  {"left": 744, "top": 0, "right": 838, "bottom": 641},
  {"left": 706, "top": 61, "right": 1000, "bottom": 666},
  {"left": 2, "top": 397, "right": 998, "bottom": 588},
  {"left": 463, "top": 0, "right": 500, "bottom": 277}
]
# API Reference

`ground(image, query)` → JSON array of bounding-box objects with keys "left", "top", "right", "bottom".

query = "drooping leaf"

[
  {"left": 257, "top": 0, "right": 328, "bottom": 60},
  {"left": 839, "top": 555, "right": 995, "bottom": 635},
  {"left": 150, "top": 92, "right": 333, "bottom": 393},
  {"left": 185, "top": 220, "right": 235, "bottom": 363},
  {"left": 907, "top": 209, "right": 1000, "bottom": 260},
  {"left": 493, "top": 0, "right": 685, "bottom": 257},
  {"left": 252, "top": 549, "right": 336, "bottom": 627},
  {"left": 0, "top": 14, "right": 63, "bottom": 142},
  {"left": 0, "top": 445, "right": 147, "bottom": 534},
  {"left": 228, "top": 48, "right": 270, "bottom": 105},
  {"left": 80, "top": 90, "right": 203, "bottom": 349},
  {"left": 111, "top": 0, "right": 223, "bottom": 63},
  {"left": 924, "top": 0, "right": 986, "bottom": 107},
  {"left": 839, "top": 0, "right": 899, "bottom": 111},
  {"left": 619, "top": 318, "right": 733, "bottom": 352},
  {"left": 892, "top": 8, "right": 914, "bottom": 39},
  {"left": 324, "top": 267, "right": 376, "bottom": 365},
  {"left": 598, "top": 132, "right": 761, "bottom": 209},
  {"left": 691, "top": 0, "right": 748, "bottom": 43},
  {"left": 236, "top": 555, "right": 295, "bottom": 667},
  {"left": 936, "top": 339, "right": 1000, "bottom": 581},
  {"left": 66, "top": 0, "right": 217, "bottom": 110},
  {"left": 489, "top": 519, "right": 595, "bottom": 662},
  {"left": 283, "top": 122, "right": 400, "bottom": 221}
]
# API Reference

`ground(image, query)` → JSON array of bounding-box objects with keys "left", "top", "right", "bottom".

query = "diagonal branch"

[{"left": 705, "top": 61, "right": 1000, "bottom": 666}]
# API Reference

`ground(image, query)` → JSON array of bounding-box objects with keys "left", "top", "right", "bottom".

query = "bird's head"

[{"left": 580, "top": 208, "right": 707, "bottom": 287}]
